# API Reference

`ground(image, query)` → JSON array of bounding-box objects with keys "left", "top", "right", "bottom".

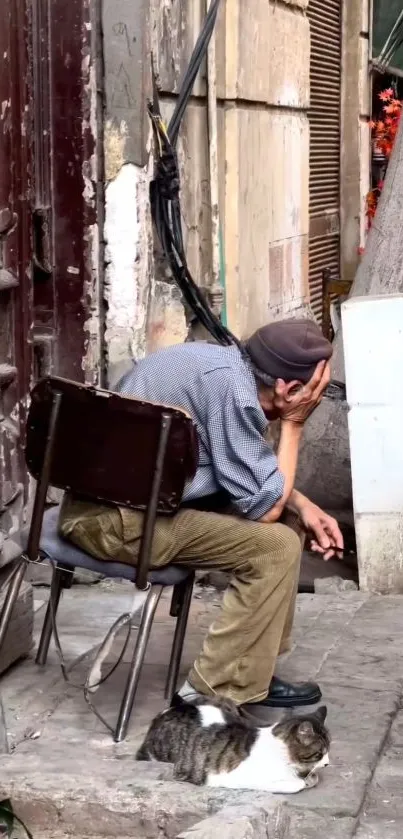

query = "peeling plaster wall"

[
  {"left": 103, "top": 157, "right": 151, "bottom": 385},
  {"left": 101, "top": 0, "right": 152, "bottom": 386},
  {"left": 82, "top": 39, "right": 103, "bottom": 386},
  {"left": 101, "top": 0, "right": 326, "bottom": 372}
]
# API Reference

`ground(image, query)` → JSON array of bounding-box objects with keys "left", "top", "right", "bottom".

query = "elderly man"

[{"left": 59, "top": 318, "right": 343, "bottom": 721}]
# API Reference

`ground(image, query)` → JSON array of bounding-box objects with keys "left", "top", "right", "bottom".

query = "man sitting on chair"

[{"left": 59, "top": 318, "right": 343, "bottom": 722}]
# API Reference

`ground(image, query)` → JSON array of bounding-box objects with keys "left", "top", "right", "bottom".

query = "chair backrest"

[{"left": 26, "top": 377, "right": 199, "bottom": 515}]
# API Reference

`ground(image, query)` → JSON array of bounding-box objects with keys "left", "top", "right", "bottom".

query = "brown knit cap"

[{"left": 245, "top": 318, "right": 333, "bottom": 384}]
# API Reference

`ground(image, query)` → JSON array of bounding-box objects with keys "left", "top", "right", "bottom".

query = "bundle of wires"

[
  {"left": 148, "top": 0, "right": 240, "bottom": 348},
  {"left": 148, "top": 0, "right": 346, "bottom": 402}
]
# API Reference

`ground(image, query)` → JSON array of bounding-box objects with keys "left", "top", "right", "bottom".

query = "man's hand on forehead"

[{"left": 273, "top": 360, "right": 330, "bottom": 425}]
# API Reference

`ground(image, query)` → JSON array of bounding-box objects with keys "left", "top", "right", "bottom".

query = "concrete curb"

[{"left": 176, "top": 803, "right": 288, "bottom": 839}]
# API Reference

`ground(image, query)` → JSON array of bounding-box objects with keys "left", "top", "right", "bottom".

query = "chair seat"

[{"left": 38, "top": 506, "right": 191, "bottom": 587}]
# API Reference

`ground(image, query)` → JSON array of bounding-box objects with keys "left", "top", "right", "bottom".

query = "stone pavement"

[{"left": 0, "top": 582, "right": 403, "bottom": 838}]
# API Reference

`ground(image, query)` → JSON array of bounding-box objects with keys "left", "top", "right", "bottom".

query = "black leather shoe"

[
  {"left": 263, "top": 675, "right": 322, "bottom": 708},
  {"left": 239, "top": 677, "right": 323, "bottom": 726}
]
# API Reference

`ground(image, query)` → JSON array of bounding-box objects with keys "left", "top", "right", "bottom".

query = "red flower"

[
  {"left": 365, "top": 88, "right": 403, "bottom": 233},
  {"left": 379, "top": 88, "right": 395, "bottom": 101}
]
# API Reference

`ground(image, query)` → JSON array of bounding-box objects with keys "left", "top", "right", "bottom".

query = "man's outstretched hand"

[{"left": 291, "top": 492, "right": 344, "bottom": 560}]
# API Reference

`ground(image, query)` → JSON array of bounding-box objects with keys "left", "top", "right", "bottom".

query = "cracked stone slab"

[
  {"left": 281, "top": 809, "right": 355, "bottom": 839},
  {"left": 17, "top": 813, "right": 358, "bottom": 839},
  {"left": 0, "top": 747, "right": 363, "bottom": 837},
  {"left": 276, "top": 594, "right": 371, "bottom": 684},
  {"left": 319, "top": 683, "right": 399, "bottom": 748},
  {"left": 176, "top": 803, "right": 288, "bottom": 839},
  {"left": 354, "top": 711, "right": 403, "bottom": 836},
  {"left": 0, "top": 737, "right": 375, "bottom": 834},
  {"left": 0, "top": 589, "right": 402, "bottom": 838},
  {"left": 355, "top": 821, "right": 403, "bottom": 839},
  {"left": 0, "top": 756, "right": 279, "bottom": 838},
  {"left": 386, "top": 709, "right": 403, "bottom": 748},
  {"left": 357, "top": 744, "right": 403, "bottom": 824},
  {"left": 315, "top": 597, "right": 403, "bottom": 692},
  {"left": 178, "top": 806, "right": 356, "bottom": 839}
]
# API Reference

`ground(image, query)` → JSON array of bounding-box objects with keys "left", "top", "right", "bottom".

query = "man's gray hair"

[{"left": 240, "top": 343, "right": 276, "bottom": 387}]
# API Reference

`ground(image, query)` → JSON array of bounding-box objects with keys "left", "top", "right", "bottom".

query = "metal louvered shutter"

[{"left": 307, "top": 0, "right": 342, "bottom": 321}]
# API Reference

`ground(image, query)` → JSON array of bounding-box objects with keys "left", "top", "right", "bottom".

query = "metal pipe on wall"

[{"left": 206, "top": 0, "right": 226, "bottom": 323}]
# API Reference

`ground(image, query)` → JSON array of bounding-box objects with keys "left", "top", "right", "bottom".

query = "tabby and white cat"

[{"left": 136, "top": 694, "right": 330, "bottom": 794}]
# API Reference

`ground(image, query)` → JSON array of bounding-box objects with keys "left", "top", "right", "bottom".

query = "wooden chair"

[
  {"left": 321, "top": 267, "right": 353, "bottom": 341},
  {"left": 0, "top": 376, "right": 199, "bottom": 741}
]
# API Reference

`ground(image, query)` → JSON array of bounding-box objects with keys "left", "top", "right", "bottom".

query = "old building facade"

[
  {"left": 103, "top": 0, "right": 372, "bottom": 384},
  {"left": 0, "top": 0, "right": 385, "bottom": 560}
]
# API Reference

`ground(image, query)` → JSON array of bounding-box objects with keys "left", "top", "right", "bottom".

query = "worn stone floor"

[{"left": 0, "top": 582, "right": 402, "bottom": 838}]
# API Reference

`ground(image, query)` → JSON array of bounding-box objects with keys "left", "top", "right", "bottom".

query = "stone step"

[{"left": 0, "top": 580, "right": 34, "bottom": 679}]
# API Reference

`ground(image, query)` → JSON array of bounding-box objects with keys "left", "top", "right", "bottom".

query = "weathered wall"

[
  {"left": 218, "top": 0, "right": 310, "bottom": 338},
  {"left": 102, "top": 0, "right": 311, "bottom": 382},
  {"left": 101, "top": 0, "right": 152, "bottom": 386},
  {"left": 340, "top": 0, "right": 371, "bottom": 282}
]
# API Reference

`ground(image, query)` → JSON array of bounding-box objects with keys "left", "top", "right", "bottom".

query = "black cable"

[
  {"left": 45, "top": 565, "right": 132, "bottom": 695},
  {"left": 148, "top": 0, "right": 242, "bottom": 349},
  {"left": 168, "top": 0, "right": 221, "bottom": 146},
  {"left": 156, "top": 152, "right": 235, "bottom": 343},
  {"left": 155, "top": 152, "right": 237, "bottom": 344}
]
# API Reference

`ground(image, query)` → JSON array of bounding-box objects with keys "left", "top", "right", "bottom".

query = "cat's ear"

[
  {"left": 296, "top": 721, "right": 315, "bottom": 745},
  {"left": 314, "top": 705, "right": 327, "bottom": 724}
]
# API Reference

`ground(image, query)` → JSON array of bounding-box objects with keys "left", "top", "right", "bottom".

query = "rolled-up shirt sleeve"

[{"left": 206, "top": 388, "right": 285, "bottom": 520}]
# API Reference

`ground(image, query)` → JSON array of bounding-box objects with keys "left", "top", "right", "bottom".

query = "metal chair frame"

[
  {"left": 35, "top": 560, "right": 194, "bottom": 741},
  {"left": 0, "top": 381, "right": 197, "bottom": 741}
]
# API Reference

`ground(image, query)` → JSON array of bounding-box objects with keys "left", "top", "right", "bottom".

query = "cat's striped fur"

[{"left": 136, "top": 694, "right": 330, "bottom": 793}]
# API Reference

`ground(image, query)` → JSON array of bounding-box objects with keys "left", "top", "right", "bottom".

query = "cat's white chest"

[{"left": 206, "top": 728, "right": 305, "bottom": 794}]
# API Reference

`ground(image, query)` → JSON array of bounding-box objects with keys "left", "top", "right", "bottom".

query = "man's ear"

[{"left": 282, "top": 380, "right": 304, "bottom": 400}]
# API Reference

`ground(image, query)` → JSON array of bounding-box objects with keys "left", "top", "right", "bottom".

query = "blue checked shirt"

[{"left": 116, "top": 343, "right": 284, "bottom": 520}]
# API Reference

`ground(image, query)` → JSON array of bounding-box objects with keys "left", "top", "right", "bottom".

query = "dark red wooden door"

[
  {"left": 0, "top": 0, "right": 96, "bottom": 557},
  {"left": 0, "top": 0, "right": 33, "bottom": 560},
  {"left": 32, "top": 0, "right": 97, "bottom": 383}
]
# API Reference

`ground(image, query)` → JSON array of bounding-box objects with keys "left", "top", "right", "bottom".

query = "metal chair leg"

[
  {"left": 169, "top": 578, "right": 185, "bottom": 618},
  {"left": 0, "top": 557, "right": 27, "bottom": 652},
  {"left": 165, "top": 573, "right": 194, "bottom": 702},
  {"left": 35, "top": 564, "right": 72, "bottom": 665},
  {"left": 114, "top": 584, "right": 163, "bottom": 743}
]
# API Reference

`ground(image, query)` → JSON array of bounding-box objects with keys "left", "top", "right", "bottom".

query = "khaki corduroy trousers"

[{"left": 59, "top": 496, "right": 302, "bottom": 705}]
